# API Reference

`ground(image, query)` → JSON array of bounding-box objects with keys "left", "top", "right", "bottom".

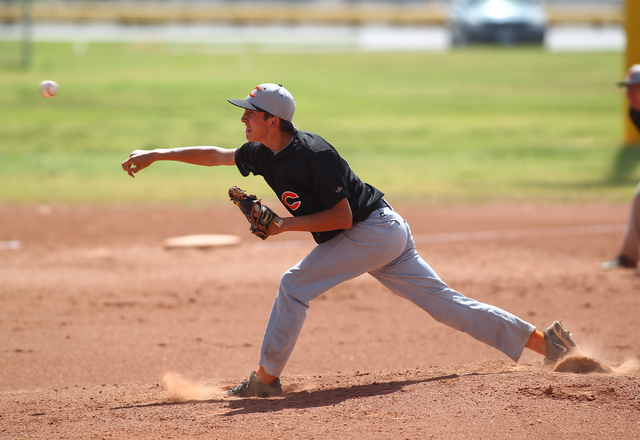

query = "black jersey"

[
  {"left": 630, "top": 107, "right": 640, "bottom": 132},
  {"left": 235, "top": 131, "right": 384, "bottom": 244}
]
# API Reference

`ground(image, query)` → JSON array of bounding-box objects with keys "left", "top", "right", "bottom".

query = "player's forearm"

[
  {"left": 277, "top": 199, "right": 353, "bottom": 234},
  {"left": 122, "top": 146, "right": 236, "bottom": 178},
  {"left": 149, "top": 147, "right": 236, "bottom": 167}
]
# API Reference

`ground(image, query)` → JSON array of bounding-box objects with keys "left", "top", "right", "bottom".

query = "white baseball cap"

[
  {"left": 228, "top": 83, "right": 296, "bottom": 121},
  {"left": 618, "top": 64, "right": 640, "bottom": 87}
]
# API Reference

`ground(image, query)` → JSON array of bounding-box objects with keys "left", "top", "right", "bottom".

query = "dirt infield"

[{"left": 1, "top": 203, "right": 639, "bottom": 439}]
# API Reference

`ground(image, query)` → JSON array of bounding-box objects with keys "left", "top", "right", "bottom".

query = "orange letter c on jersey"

[{"left": 282, "top": 191, "right": 301, "bottom": 210}]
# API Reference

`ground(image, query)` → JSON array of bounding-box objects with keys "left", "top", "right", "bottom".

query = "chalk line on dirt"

[
  {"left": 252, "top": 223, "right": 625, "bottom": 249},
  {"left": 413, "top": 224, "right": 625, "bottom": 243}
]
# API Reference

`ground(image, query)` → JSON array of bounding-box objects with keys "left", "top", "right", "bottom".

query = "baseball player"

[
  {"left": 122, "top": 83, "right": 581, "bottom": 398},
  {"left": 600, "top": 64, "right": 640, "bottom": 271}
]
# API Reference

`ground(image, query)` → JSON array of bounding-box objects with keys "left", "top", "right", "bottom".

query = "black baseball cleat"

[
  {"left": 543, "top": 321, "right": 582, "bottom": 366},
  {"left": 599, "top": 255, "right": 637, "bottom": 270},
  {"left": 224, "top": 371, "right": 283, "bottom": 398}
]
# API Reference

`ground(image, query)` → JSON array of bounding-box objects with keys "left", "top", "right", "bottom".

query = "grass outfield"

[{"left": 1, "top": 42, "right": 639, "bottom": 205}]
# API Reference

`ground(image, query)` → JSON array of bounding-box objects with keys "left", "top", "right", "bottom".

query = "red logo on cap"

[{"left": 249, "top": 86, "right": 261, "bottom": 98}]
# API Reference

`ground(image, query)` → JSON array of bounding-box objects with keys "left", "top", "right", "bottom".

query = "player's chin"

[{"left": 245, "top": 132, "right": 259, "bottom": 143}]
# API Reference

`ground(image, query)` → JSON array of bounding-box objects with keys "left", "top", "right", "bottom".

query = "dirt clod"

[{"left": 554, "top": 356, "right": 613, "bottom": 374}]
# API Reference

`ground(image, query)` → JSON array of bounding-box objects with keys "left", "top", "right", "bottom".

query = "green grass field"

[{"left": 1, "top": 41, "right": 639, "bottom": 206}]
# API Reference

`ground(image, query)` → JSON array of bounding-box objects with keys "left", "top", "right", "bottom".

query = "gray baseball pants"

[{"left": 259, "top": 203, "right": 536, "bottom": 378}]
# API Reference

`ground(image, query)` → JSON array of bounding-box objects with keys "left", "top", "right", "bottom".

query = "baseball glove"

[{"left": 228, "top": 186, "right": 281, "bottom": 240}]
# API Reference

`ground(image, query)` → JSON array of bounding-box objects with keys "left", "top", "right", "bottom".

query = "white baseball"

[{"left": 39, "top": 80, "right": 59, "bottom": 98}]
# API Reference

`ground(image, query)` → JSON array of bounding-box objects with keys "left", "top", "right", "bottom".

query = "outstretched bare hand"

[{"left": 121, "top": 150, "right": 154, "bottom": 178}]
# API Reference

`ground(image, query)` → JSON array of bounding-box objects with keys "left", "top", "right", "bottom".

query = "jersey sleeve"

[
  {"left": 306, "top": 150, "right": 350, "bottom": 209},
  {"left": 234, "top": 143, "right": 264, "bottom": 177}
]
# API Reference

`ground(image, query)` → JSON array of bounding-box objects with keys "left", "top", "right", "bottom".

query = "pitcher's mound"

[
  {"left": 164, "top": 234, "right": 241, "bottom": 249},
  {"left": 554, "top": 355, "right": 612, "bottom": 374}
]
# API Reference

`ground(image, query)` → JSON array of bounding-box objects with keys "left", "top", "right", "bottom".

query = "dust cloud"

[
  {"left": 554, "top": 356, "right": 640, "bottom": 375},
  {"left": 162, "top": 372, "right": 223, "bottom": 401}
]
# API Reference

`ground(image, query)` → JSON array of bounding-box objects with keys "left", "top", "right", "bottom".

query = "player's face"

[
  {"left": 627, "top": 85, "right": 640, "bottom": 111},
  {"left": 241, "top": 109, "right": 273, "bottom": 143}
]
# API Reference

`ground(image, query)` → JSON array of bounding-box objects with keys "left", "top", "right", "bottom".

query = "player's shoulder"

[
  {"left": 238, "top": 141, "right": 271, "bottom": 157},
  {"left": 294, "top": 131, "right": 337, "bottom": 154}
]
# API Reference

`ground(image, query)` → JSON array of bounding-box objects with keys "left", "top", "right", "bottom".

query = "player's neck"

[{"left": 264, "top": 131, "right": 294, "bottom": 153}]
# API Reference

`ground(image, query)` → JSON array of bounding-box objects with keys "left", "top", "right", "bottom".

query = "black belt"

[{"left": 373, "top": 198, "right": 392, "bottom": 211}]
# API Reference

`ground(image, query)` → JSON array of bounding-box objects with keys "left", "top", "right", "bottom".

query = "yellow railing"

[
  {"left": 2, "top": 4, "right": 446, "bottom": 25},
  {"left": 0, "top": 3, "right": 624, "bottom": 26},
  {"left": 546, "top": 7, "right": 624, "bottom": 26}
]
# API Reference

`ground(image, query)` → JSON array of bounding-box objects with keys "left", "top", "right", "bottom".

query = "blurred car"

[{"left": 449, "top": 0, "right": 547, "bottom": 45}]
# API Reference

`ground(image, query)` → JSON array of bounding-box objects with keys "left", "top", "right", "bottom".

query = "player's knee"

[{"left": 277, "top": 271, "right": 316, "bottom": 307}]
